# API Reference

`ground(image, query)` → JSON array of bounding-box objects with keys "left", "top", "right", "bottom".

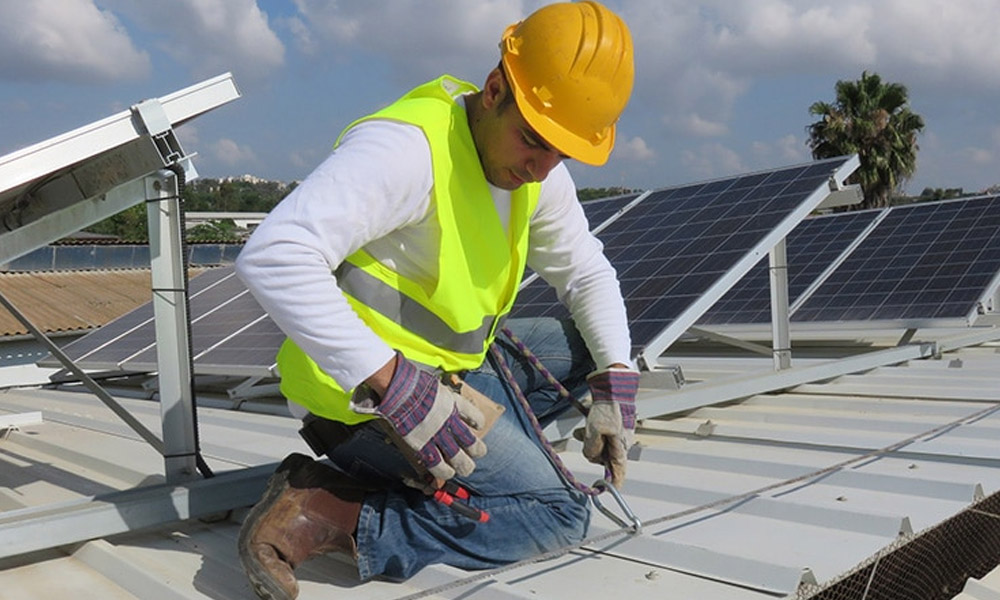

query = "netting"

[{"left": 793, "top": 489, "right": 1000, "bottom": 600}]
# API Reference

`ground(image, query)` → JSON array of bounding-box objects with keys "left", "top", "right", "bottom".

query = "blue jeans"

[{"left": 324, "top": 317, "right": 596, "bottom": 581}]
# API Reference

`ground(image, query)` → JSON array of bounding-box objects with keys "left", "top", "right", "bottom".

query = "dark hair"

[{"left": 496, "top": 61, "right": 516, "bottom": 113}]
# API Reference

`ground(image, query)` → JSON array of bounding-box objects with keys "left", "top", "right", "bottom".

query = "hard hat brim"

[{"left": 511, "top": 85, "right": 616, "bottom": 167}]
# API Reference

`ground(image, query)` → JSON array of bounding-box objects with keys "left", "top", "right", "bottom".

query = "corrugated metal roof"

[
  {"left": 1, "top": 336, "right": 999, "bottom": 599},
  {"left": 0, "top": 269, "right": 203, "bottom": 337}
]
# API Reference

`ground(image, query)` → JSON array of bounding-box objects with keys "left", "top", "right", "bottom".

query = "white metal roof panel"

[{"left": 2, "top": 339, "right": 1000, "bottom": 599}]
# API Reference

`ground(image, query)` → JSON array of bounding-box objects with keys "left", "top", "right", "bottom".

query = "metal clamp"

[{"left": 591, "top": 479, "right": 642, "bottom": 534}]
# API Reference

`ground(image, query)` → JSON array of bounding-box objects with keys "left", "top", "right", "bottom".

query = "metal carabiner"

[{"left": 591, "top": 479, "right": 642, "bottom": 534}]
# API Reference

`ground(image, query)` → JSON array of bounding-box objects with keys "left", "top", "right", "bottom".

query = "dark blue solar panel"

[
  {"left": 511, "top": 156, "right": 855, "bottom": 359},
  {"left": 581, "top": 193, "right": 639, "bottom": 229},
  {"left": 54, "top": 267, "right": 236, "bottom": 366},
  {"left": 128, "top": 277, "right": 267, "bottom": 368},
  {"left": 698, "top": 209, "right": 882, "bottom": 325},
  {"left": 196, "top": 316, "right": 285, "bottom": 371},
  {"left": 792, "top": 195, "right": 1000, "bottom": 324}
]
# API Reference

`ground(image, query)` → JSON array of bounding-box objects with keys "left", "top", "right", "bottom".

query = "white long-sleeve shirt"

[{"left": 236, "top": 115, "right": 632, "bottom": 393}]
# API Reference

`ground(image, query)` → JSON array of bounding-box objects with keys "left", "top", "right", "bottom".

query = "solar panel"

[
  {"left": 698, "top": 209, "right": 884, "bottom": 325},
  {"left": 511, "top": 192, "right": 643, "bottom": 306},
  {"left": 511, "top": 156, "right": 859, "bottom": 366},
  {"left": 193, "top": 316, "right": 284, "bottom": 375},
  {"left": 792, "top": 195, "right": 1000, "bottom": 326},
  {"left": 128, "top": 275, "right": 270, "bottom": 371},
  {"left": 46, "top": 267, "right": 262, "bottom": 372},
  {"left": 581, "top": 192, "right": 641, "bottom": 230}
]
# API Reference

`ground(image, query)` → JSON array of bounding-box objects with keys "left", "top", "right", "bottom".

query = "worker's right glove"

[
  {"left": 583, "top": 367, "right": 639, "bottom": 489},
  {"left": 356, "top": 354, "right": 487, "bottom": 481}
]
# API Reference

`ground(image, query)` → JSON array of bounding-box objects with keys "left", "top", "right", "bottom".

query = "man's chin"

[
  {"left": 503, "top": 169, "right": 526, "bottom": 190},
  {"left": 486, "top": 172, "right": 523, "bottom": 191}
]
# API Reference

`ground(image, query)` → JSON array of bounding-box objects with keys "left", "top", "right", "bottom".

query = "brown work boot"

[{"left": 239, "top": 453, "right": 367, "bottom": 600}]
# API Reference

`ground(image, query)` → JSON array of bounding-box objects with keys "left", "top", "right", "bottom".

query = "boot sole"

[{"left": 238, "top": 454, "right": 314, "bottom": 600}]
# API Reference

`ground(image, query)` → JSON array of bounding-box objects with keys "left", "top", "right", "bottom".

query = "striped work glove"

[
  {"left": 355, "top": 354, "right": 487, "bottom": 481},
  {"left": 583, "top": 367, "right": 639, "bottom": 489}
]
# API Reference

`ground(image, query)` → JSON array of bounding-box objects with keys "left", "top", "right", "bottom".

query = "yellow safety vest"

[{"left": 277, "top": 75, "right": 541, "bottom": 423}]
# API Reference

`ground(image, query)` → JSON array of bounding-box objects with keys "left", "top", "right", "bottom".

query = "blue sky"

[{"left": 2, "top": 0, "right": 1000, "bottom": 195}]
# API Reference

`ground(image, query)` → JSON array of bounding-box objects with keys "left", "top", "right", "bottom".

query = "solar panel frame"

[{"left": 579, "top": 192, "right": 644, "bottom": 233}]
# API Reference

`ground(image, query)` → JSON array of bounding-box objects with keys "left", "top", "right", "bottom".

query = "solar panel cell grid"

[
  {"left": 793, "top": 195, "right": 1000, "bottom": 324},
  {"left": 698, "top": 209, "right": 882, "bottom": 325},
  {"left": 580, "top": 193, "right": 638, "bottom": 229},
  {"left": 53, "top": 266, "right": 239, "bottom": 366}
]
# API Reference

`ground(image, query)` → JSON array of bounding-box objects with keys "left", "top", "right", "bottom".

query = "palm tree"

[{"left": 807, "top": 71, "right": 925, "bottom": 209}]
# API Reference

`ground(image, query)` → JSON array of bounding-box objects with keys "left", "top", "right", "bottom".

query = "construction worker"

[{"left": 235, "top": 2, "right": 637, "bottom": 598}]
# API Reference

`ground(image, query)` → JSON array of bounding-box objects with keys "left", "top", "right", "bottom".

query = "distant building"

[{"left": 184, "top": 211, "right": 269, "bottom": 231}]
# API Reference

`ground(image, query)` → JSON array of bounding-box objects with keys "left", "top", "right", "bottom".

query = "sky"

[{"left": 2, "top": 0, "right": 1000, "bottom": 196}]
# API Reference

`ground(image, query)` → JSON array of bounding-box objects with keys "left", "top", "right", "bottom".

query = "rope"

[
  {"left": 499, "top": 326, "right": 590, "bottom": 416},
  {"left": 491, "top": 326, "right": 603, "bottom": 496}
]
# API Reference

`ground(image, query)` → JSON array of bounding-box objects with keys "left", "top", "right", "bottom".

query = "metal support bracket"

[
  {"left": 769, "top": 238, "right": 792, "bottom": 370},
  {"left": 146, "top": 170, "right": 199, "bottom": 483}
]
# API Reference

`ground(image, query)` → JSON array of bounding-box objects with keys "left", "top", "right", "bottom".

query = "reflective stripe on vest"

[{"left": 335, "top": 261, "right": 499, "bottom": 355}]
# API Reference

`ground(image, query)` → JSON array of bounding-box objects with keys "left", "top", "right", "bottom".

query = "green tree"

[
  {"left": 85, "top": 203, "right": 149, "bottom": 241},
  {"left": 82, "top": 177, "right": 295, "bottom": 240},
  {"left": 915, "top": 187, "right": 967, "bottom": 203},
  {"left": 807, "top": 71, "right": 925, "bottom": 209},
  {"left": 187, "top": 219, "right": 241, "bottom": 242},
  {"left": 577, "top": 187, "right": 641, "bottom": 202}
]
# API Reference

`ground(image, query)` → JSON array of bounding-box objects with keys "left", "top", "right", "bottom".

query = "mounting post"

[
  {"left": 146, "top": 170, "right": 198, "bottom": 483},
  {"left": 769, "top": 238, "right": 792, "bottom": 370}
]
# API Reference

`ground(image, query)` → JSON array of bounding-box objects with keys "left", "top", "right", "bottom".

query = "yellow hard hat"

[{"left": 500, "top": 1, "right": 634, "bottom": 166}]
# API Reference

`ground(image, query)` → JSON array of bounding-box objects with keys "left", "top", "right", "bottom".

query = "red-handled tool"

[{"left": 430, "top": 480, "right": 489, "bottom": 522}]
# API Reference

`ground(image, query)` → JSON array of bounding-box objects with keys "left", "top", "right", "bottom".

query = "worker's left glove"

[
  {"left": 353, "top": 353, "right": 487, "bottom": 482},
  {"left": 582, "top": 367, "right": 639, "bottom": 489}
]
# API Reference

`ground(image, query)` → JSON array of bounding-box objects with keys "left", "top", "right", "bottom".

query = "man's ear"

[{"left": 481, "top": 67, "right": 507, "bottom": 110}]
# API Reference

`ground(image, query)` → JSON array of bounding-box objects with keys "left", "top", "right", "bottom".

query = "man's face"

[{"left": 472, "top": 70, "right": 567, "bottom": 191}]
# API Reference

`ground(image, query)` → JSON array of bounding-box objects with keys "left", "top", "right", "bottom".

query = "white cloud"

[
  {"left": 871, "top": 0, "right": 1000, "bottom": 90},
  {"left": 963, "top": 147, "right": 994, "bottom": 165},
  {"left": 710, "top": 1, "right": 876, "bottom": 69},
  {"left": 290, "top": 0, "right": 544, "bottom": 82},
  {"left": 614, "top": 136, "right": 655, "bottom": 162},
  {"left": 175, "top": 123, "right": 200, "bottom": 149},
  {"left": 614, "top": 0, "right": 1000, "bottom": 191},
  {"left": 674, "top": 114, "right": 729, "bottom": 138},
  {"left": 0, "top": 0, "right": 149, "bottom": 83},
  {"left": 284, "top": 16, "right": 318, "bottom": 56},
  {"left": 681, "top": 143, "right": 747, "bottom": 179},
  {"left": 290, "top": 149, "right": 324, "bottom": 172},
  {"left": 102, "top": 0, "right": 284, "bottom": 82},
  {"left": 211, "top": 138, "right": 257, "bottom": 166},
  {"left": 751, "top": 134, "right": 808, "bottom": 165}
]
